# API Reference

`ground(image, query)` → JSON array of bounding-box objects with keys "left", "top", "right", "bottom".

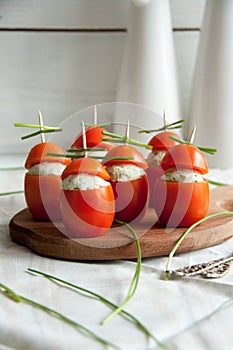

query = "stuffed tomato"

[
  {"left": 102, "top": 145, "right": 149, "bottom": 223},
  {"left": 153, "top": 143, "right": 209, "bottom": 227},
  {"left": 60, "top": 157, "right": 115, "bottom": 237},
  {"left": 24, "top": 142, "right": 71, "bottom": 221},
  {"left": 71, "top": 125, "right": 113, "bottom": 153},
  {"left": 146, "top": 131, "right": 180, "bottom": 206}
]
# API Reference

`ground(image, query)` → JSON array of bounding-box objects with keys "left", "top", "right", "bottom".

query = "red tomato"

[
  {"left": 102, "top": 145, "right": 148, "bottom": 169},
  {"left": 62, "top": 156, "right": 110, "bottom": 180},
  {"left": 60, "top": 158, "right": 115, "bottom": 237},
  {"left": 24, "top": 174, "right": 62, "bottom": 221},
  {"left": 25, "top": 142, "right": 70, "bottom": 169},
  {"left": 153, "top": 143, "right": 209, "bottom": 227},
  {"left": 161, "top": 143, "right": 208, "bottom": 174},
  {"left": 153, "top": 179, "right": 209, "bottom": 227},
  {"left": 102, "top": 145, "right": 149, "bottom": 223},
  {"left": 148, "top": 131, "right": 180, "bottom": 151},
  {"left": 146, "top": 131, "right": 180, "bottom": 206},
  {"left": 24, "top": 142, "right": 71, "bottom": 221},
  {"left": 71, "top": 126, "right": 113, "bottom": 151},
  {"left": 110, "top": 175, "right": 149, "bottom": 223},
  {"left": 146, "top": 166, "right": 163, "bottom": 207}
]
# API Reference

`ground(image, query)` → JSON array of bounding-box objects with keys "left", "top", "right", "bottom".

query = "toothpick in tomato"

[
  {"left": 60, "top": 157, "right": 115, "bottom": 237},
  {"left": 102, "top": 144, "right": 149, "bottom": 223},
  {"left": 70, "top": 106, "right": 113, "bottom": 153},
  {"left": 71, "top": 125, "right": 113, "bottom": 151},
  {"left": 24, "top": 142, "right": 71, "bottom": 221},
  {"left": 146, "top": 130, "right": 181, "bottom": 206},
  {"left": 153, "top": 142, "right": 210, "bottom": 227}
]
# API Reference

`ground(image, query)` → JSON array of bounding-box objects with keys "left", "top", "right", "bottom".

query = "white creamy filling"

[
  {"left": 161, "top": 169, "right": 205, "bottom": 183},
  {"left": 27, "top": 162, "right": 66, "bottom": 176},
  {"left": 62, "top": 174, "right": 110, "bottom": 190},
  {"left": 147, "top": 150, "right": 166, "bottom": 167},
  {"left": 107, "top": 164, "right": 145, "bottom": 182}
]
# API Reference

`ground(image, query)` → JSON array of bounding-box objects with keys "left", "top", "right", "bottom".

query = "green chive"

[
  {"left": 206, "top": 179, "right": 229, "bottom": 186},
  {"left": 21, "top": 128, "right": 62, "bottom": 140},
  {"left": 101, "top": 131, "right": 152, "bottom": 150},
  {"left": 84, "top": 123, "right": 111, "bottom": 128},
  {"left": 0, "top": 167, "right": 24, "bottom": 171},
  {"left": 138, "top": 119, "right": 185, "bottom": 133},
  {"left": 169, "top": 136, "right": 217, "bottom": 155},
  {"left": 164, "top": 211, "right": 233, "bottom": 280},
  {"left": 45, "top": 153, "right": 70, "bottom": 158},
  {"left": 0, "top": 190, "right": 24, "bottom": 196},
  {"left": 102, "top": 131, "right": 123, "bottom": 139},
  {"left": 0, "top": 282, "right": 120, "bottom": 350},
  {"left": 14, "top": 123, "right": 61, "bottom": 130},
  {"left": 14, "top": 122, "right": 62, "bottom": 140},
  {"left": 66, "top": 148, "right": 107, "bottom": 153},
  {"left": 101, "top": 220, "right": 141, "bottom": 325},
  {"left": 27, "top": 268, "right": 168, "bottom": 349},
  {"left": 46, "top": 152, "right": 134, "bottom": 161}
]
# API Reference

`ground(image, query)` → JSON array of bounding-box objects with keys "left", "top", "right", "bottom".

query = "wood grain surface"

[{"left": 9, "top": 186, "right": 233, "bottom": 261}]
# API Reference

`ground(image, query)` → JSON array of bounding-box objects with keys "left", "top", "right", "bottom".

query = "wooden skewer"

[
  {"left": 38, "top": 110, "right": 45, "bottom": 143},
  {"left": 82, "top": 120, "right": 87, "bottom": 158},
  {"left": 163, "top": 110, "right": 167, "bottom": 130},
  {"left": 93, "top": 105, "right": 97, "bottom": 125},
  {"left": 125, "top": 120, "right": 130, "bottom": 144},
  {"left": 189, "top": 125, "right": 197, "bottom": 144}
]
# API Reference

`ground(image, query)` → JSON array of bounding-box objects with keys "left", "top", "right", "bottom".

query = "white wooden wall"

[{"left": 0, "top": 0, "right": 206, "bottom": 154}]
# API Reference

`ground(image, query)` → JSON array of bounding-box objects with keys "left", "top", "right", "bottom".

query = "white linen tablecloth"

[{"left": 0, "top": 155, "right": 232, "bottom": 350}]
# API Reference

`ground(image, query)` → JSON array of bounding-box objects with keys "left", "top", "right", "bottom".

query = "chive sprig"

[
  {"left": 101, "top": 131, "right": 152, "bottom": 150},
  {"left": 14, "top": 114, "right": 62, "bottom": 140},
  {"left": 164, "top": 211, "right": 233, "bottom": 280},
  {"left": 0, "top": 282, "right": 120, "bottom": 350},
  {"left": 139, "top": 119, "right": 185, "bottom": 134},
  {"left": 169, "top": 135, "right": 217, "bottom": 155}
]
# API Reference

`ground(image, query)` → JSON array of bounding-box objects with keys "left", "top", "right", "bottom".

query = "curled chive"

[
  {"left": 27, "top": 268, "right": 168, "bottom": 349},
  {"left": 101, "top": 220, "right": 141, "bottom": 326},
  {"left": 164, "top": 211, "right": 233, "bottom": 280},
  {"left": 0, "top": 282, "right": 120, "bottom": 350}
]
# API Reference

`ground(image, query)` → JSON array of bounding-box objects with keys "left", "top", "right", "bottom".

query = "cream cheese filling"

[
  {"left": 62, "top": 174, "right": 110, "bottom": 190},
  {"left": 161, "top": 169, "right": 205, "bottom": 183}
]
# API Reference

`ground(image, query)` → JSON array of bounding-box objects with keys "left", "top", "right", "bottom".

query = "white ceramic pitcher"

[
  {"left": 116, "top": 0, "right": 181, "bottom": 128},
  {"left": 188, "top": 0, "right": 233, "bottom": 168}
]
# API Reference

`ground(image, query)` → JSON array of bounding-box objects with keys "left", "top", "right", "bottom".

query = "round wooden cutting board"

[{"left": 9, "top": 186, "right": 233, "bottom": 261}]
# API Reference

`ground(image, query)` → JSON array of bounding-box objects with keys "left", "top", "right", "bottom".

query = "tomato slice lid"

[
  {"left": 102, "top": 145, "right": 148, "bottom": 169},
  {"left": 148, "top": 131, "right": 181, "bottom": 151},
  {"left": 62, "top": 157, "right": 110, "bottom": 181},
  {"left": 161, "top": 143, "right": 208, "bottom": 174},
  {"left": 25, "top": 142, "right": 71, "bottom": 169},
  {"left": 71, "top": 126, "right": 113, "bottom": 150}
]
